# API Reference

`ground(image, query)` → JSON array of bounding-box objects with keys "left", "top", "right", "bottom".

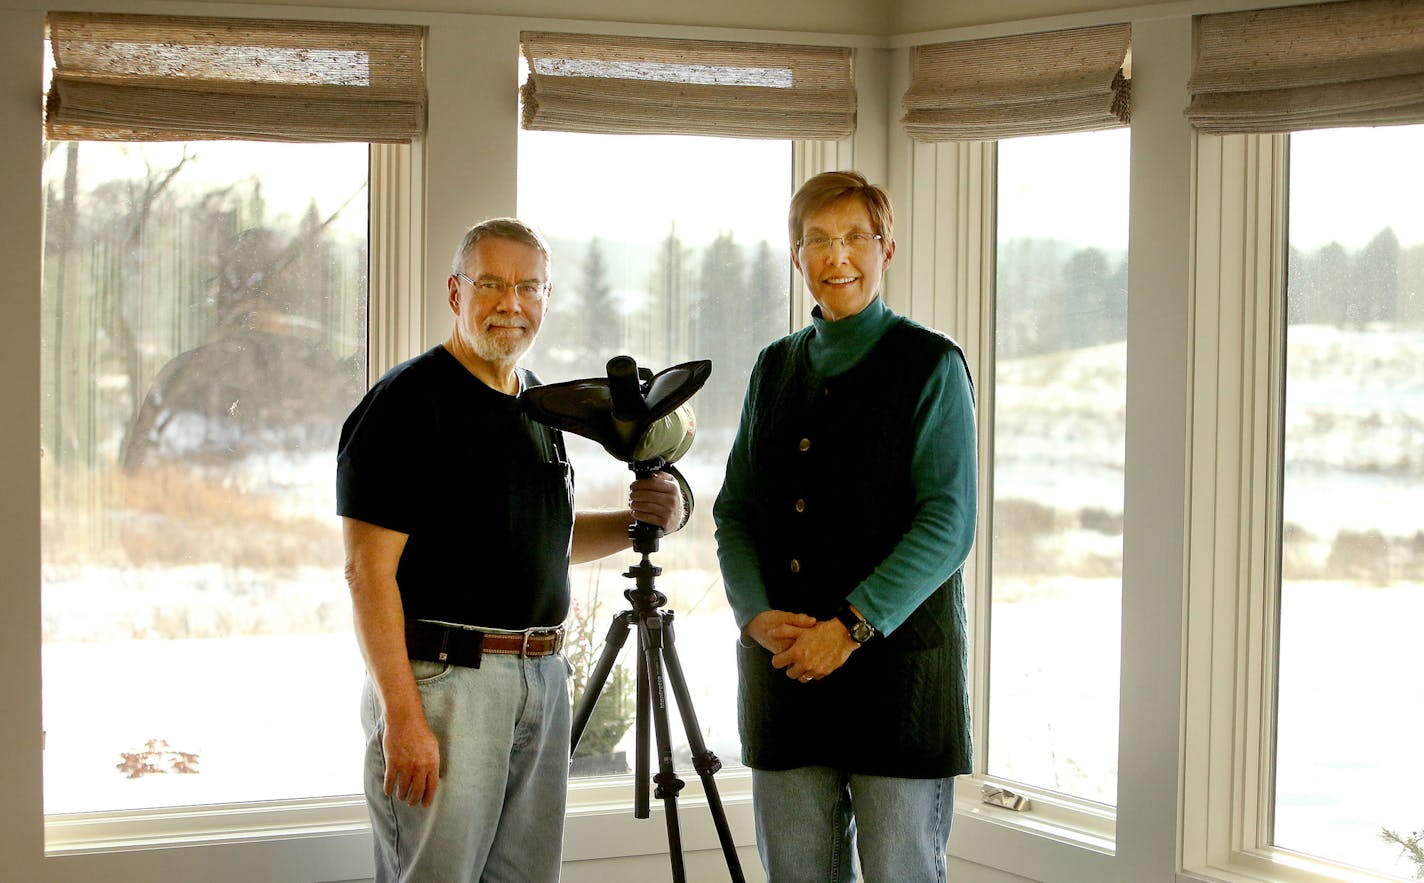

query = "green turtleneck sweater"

[{"left": 714, "top": 296, "right": 977, "bottom": 636}]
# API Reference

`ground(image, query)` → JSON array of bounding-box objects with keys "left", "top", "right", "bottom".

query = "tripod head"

[{"left": 627, "top": 455, "right": 669, "bottom": 556}]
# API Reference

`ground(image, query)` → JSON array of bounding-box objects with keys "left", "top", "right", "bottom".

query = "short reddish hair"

[{"left": 787, "top": 170, "right": 894, "bottom": 250}]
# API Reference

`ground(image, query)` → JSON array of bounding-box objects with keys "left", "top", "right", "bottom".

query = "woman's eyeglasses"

[{"left": 795, "top": 232, "right": 883, "bottom": 253}]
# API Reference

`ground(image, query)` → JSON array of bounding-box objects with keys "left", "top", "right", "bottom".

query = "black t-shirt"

[{"left": 336, "top": 346, "right": 574, "bottom": 628}]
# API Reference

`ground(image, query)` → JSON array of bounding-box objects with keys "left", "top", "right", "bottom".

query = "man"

[{"left": 337, "top": 218, "right": 684, "bottom": 882}]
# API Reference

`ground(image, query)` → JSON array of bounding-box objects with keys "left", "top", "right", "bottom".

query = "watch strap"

[{"left": 835, "top": 603, "right": 875, "bottom": 643}]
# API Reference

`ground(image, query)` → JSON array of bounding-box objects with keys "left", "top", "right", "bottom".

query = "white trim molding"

[
  {"left": 1181, "top": 130, "right": 1289, "bottom": 882},
  {"left": 1179, "top": 130, "right": 1414, "bottom": 883},
  {"left": 368, "top": 141, "right": 427, "bottom": 381}
]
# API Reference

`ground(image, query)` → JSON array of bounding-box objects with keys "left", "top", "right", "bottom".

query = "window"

[
  {"left": 1185, "top": 123, "right": 1424, "bottom": 883},
  {"left": 517, "top": 127, "right": 791, "bottom": 777},
  {"left": 1275, "top": 124, "right": 1424, "bottom": 881},
  {"left": 989, "top": 128, "right": 1129, "bottom": 805},
  {"left": 41, "top": 138, "right": 370, "bottom": 814}
]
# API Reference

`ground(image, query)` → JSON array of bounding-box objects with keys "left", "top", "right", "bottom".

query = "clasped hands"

[{"left": 746, "top": 608, "right": 859, "bottom": 682}]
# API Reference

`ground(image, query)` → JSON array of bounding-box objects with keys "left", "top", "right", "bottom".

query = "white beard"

[{"left": 471, "top": 321, "right": 536, "bottom": 364}]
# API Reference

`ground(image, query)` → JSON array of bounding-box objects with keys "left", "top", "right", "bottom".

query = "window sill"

[
  {"left": 954, "top": 776, "right": 1116, "bottom": 856},
  {"left": 1182, "top": 846, "right": 1417, "bottom": 883},
  {"left": 945, "top": 776, "right": 1118, "bottom": 881},
  {"left": 43, "top": 769, "right": 758, "bottom": 862},
  {"left": 45, "top": 795, "right": 371, "bottom": 856}
]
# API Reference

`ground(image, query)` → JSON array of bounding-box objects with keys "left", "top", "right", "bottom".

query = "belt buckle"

[{"left": 521, "top": 627, "right": 563, "bottom": 657}]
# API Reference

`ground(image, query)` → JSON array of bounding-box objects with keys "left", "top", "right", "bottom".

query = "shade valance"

[
  {"left": 902, "top": 24, "right": 1131, "bottom": 142},
  {"left": 45, "top": 12, "right": 427, "bottom": 143},
  {"left": 520, "top": 31, "right": 856, "bottom": 140},
  {"left": 1185, "top": 0, "right": 1424, "bottom": 134}
]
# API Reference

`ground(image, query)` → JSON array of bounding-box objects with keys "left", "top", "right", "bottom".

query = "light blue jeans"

[
  {"left": 361, "top": 652, "right": 571, "bottom": 882},
  {"left": 752, "top": 766, "right": 956, "bottom": 882}
]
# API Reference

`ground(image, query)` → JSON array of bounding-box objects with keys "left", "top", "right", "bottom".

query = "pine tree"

[
  {"left": 577, "top": 237, "right": 619, "bottom": 371},
  {"left": 693, "top": 231, "right": 746, "bottom": 428},
  {"left": 642, "top": 222, "right": 689, "bottom": 367},
  {"left": 1356, "top": 227, "right": 1400, "bottom": 324}
]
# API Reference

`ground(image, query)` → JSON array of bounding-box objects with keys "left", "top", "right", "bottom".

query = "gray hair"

[{"left": 450, "top": 218, "right": 552, "bottom": 275}]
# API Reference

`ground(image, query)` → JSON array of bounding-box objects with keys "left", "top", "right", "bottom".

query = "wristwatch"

[{"left": 835, "top": 604, "right": 876, "bottom": 644}]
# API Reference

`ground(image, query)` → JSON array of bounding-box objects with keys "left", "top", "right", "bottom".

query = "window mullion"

[
  {"left": 1181, "top": 130, "right": 1288, "bottom": 878},
  {"left": 368, "top": 141, "right": 426, "bottom": 382}
]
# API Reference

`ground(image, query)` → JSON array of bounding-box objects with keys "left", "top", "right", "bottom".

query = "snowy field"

[{"left": 43, "top": 575, "right": 1422, "bottom": 879}]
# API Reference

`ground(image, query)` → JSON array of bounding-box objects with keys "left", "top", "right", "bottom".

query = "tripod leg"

[
  {"left": 638, "top": 613, "right": 687, "bottom": 883},
  {"left": 634, "top": 622, "right": 650, "bottom": 819},
  {"left": 660, "top": 616, "right": 747, "bottom": 883},
  {"left": 571, "top": 612, "right": 634, "bottom": 757}
]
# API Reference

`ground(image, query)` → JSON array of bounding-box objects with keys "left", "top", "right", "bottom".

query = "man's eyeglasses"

[
  {"left": 454, "top": 272, "right": 549, "bottom": 300},
  {"left": 796, "top": 232, "right": 883, "bottom": 253}
]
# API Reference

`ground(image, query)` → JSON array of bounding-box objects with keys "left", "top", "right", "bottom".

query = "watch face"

[{"left": 851, "top": 620, "right": 874, "bottom": 643}]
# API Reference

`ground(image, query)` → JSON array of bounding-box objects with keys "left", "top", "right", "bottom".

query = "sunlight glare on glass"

[
  {"left": 1273, "top": 123, "right": 1424, "bottom": 881},
  {"left": 988, "top": 127, "right": 1128, "bottom": 806},
  {"left": 1287, "top": 126, "right": 1424, "bottom": 249}
]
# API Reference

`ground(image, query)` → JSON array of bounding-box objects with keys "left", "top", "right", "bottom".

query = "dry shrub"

[
  {"left": 1326, "top": 529, "right": 1390, "bottom": 584},
  {"left": 565, "top": 574, "right": 635, "bottom": 760},
  {"left": 995, "top": 498, "right": 1061, "bottom": 539},
  {"left": 1280, "top": 522, "right": 1325, "bottom": 580},
  {"left": 1078, "top": 507, "right": 1123, "bottom": 535},
  {"left": 119, "top": 466, "right": 342, "bottom": 571},
  {"left": 993, "top": 499, "right": 1127, "bottom": 578}
]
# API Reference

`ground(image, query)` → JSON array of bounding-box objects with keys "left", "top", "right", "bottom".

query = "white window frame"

[
  {"left": 890, "top": 134, "right": 1125, "bottom": 867},
  {"left": 884, "top": 19, "right": 1194, "bottom": 882},
  {"left": 1180, "top": 130, "right": 1291, "bottom": 883},
  {"left": 1181, "top": 131, "right": 1417, "bottom": 883},
  {"left": 38, "top": 139, "right": 422, "bottom": 857}
]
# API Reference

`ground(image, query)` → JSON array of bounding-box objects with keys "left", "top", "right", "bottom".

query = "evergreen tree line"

[
  {"left": 996, "top": 226, "right": 1423, "bottom": 361},
  {"left": 1288, "top": 227, "right": 1424, "bottom": 327},
  {"left": 996, "top": 238, "right": 1128, "bottom": 359}
]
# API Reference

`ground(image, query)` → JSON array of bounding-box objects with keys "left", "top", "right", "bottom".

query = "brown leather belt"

[{"left": 405, "top": 620, "right": 565, "bottom": 669}]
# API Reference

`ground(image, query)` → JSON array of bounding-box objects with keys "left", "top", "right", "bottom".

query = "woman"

[{"left": 713, "top": 170, "right": 977, "bottom": 881}]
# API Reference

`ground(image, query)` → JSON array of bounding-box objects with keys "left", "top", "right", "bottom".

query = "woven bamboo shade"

[
  {"left": 45, "top": 12, "right": 426, "bottom": 142},
  {"left": 902, "top": 24, "right": 1131, "bottom": 142},
  {"left": 520, "top": 31, "right": 856, "bottom": 140},
  {"left": 1185, "top": 0, "right": 1424, "bottom": 134}
]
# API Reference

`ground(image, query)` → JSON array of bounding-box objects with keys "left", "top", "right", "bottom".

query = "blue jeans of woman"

[
  {"left": 752, "top": 766, "right": 956, "bottom": 882},
  {"left": 361, "top": 652, "right": 570, "bottom": 882}
]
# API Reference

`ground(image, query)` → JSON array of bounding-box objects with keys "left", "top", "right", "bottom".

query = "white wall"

[
  {"left": 0, "top": 9, "right": 47, "bottom": 881},
  {"left": 185, "top": 0, "right": 888, "bottom": 35},
  {"left": 889, "top": 0, "right": 1182, "bottom": 33}
]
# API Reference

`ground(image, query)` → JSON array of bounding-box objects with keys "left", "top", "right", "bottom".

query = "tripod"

[{"left": 570, "top": 466, "right": 745, "bottom": 883}]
